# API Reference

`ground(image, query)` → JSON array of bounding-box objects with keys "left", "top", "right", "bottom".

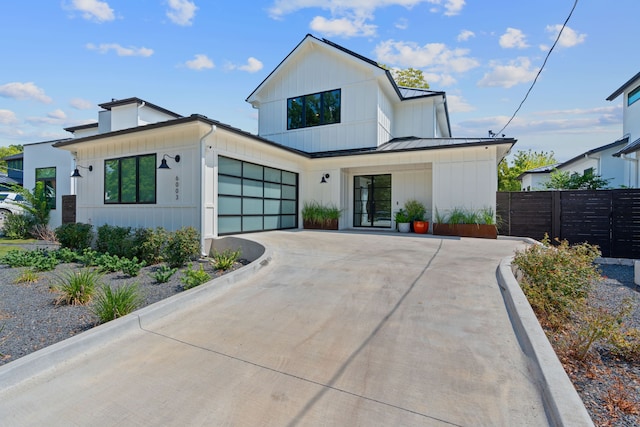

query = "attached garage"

[{"left": 217, "top": 156, "right": 299, "bottom": 235}]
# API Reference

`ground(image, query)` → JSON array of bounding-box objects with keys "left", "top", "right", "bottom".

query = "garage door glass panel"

[{"left": 218, "top": 156, "right": 298, "bottom": 235}]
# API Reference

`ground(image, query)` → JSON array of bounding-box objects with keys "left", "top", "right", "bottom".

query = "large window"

[
  {"left": 104, "top": 154, "right": 156, "bottom": 204},
  {"left": 218, "top": 156, "right": 297, "bottom": 235},
  {"left": 629, "top": 85, "right": 640, "bottom": 106},
  {"left": 35, "top": 167, "right": 56, "bottom": 210},
  {"left": 287, "top": 89, "right": 341, "bottom": 129}
]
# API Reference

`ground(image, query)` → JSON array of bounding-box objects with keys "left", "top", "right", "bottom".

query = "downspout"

[
  {"left": 199, "top": 124, "right": 216, "bottom": 256},
  {"left": 584, "top": 153, "right": 601, "bottom": 177},
  {"left": 137, "top": 101, "right": 146, "bottom": 125}
]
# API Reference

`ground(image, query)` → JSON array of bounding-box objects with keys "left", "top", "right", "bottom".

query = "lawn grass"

[{"left": 0, "top": 237, "right": 35, "bottom": 256}]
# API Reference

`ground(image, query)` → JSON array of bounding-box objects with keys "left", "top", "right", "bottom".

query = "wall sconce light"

[
  {"left": 158, "top": 154, "right": 181, "bottom": 170},
  {"left": 320, "top": 173, "right": 330, "bottom": 183},
  {"left": 71, "top": 165, "right": 93, "bottom": 178}
]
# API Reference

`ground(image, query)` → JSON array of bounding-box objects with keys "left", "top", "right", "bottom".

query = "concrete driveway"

[{"left": 0, "top": 230, "right": 549, "bottom": 426}]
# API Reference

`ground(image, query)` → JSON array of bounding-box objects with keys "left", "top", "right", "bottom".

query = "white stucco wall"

[{"left": 23, "top": 141, "right": 74, "bottom": 228}]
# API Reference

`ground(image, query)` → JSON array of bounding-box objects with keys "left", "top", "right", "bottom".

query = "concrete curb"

[
  {"left": 0, "top": 237, "right": 271, "bottom": 393},
  {"left": 498, "top": 256, "right": 594, "bottom": 427}
]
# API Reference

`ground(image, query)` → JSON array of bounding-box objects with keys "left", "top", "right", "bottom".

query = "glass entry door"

[{"left": 354, "top": 174, "right": 391, "bottom": 228}]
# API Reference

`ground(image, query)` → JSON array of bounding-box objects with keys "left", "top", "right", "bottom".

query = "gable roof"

[
  {"left": 98, "top": 97, "right": 183, "bottom": 118},
  {"left": 607, "top": 71, "right": 640, "bottom": 101},
  {"left": 613, "top": 136, "right": 640, "bottom": 156},
  {"left": 557, "top": 137, "right": 629, "bottom": 167}
]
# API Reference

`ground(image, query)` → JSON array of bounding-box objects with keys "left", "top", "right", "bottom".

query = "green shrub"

[
  {"left": 212, "top": 248, "right": 241, "bottom": 271},
  {"left": 96, "top": 225, "right": 133, "bottom": 257},
  {"left": 609, "top": 327, "right": 640, "bottom": 362},
  {"left": 181, "top": 263, "right": 210, "bottom": 289},
  {"left": 92, "top": 283, "right": 142, "bottom": 323},
  {"left": 164, "top": 227, "right": 200, "bottom": 268},
  {"left": 0, "top": 249, "right": 33, "bottom": 267},
  {"left": 2, "top": 213, "right": 35, "bottom": 239},
  {"left": 96, "top": 253, "right": 122, "bottom": 273},
  {"left": 513, "top": 235, "right": 601, "bottom": 330},
  {"left": 118, "top": 257, "right": 146, "bottom": 277},
  {"left": 54, "top": 268, "right": 101, "bottom": 305},
  {"left": 134, "top": 227, "right": 168, "bottom": 264},
  {"left": 0, "top": 249, "right": 58, "bottom": 271},
  {"left": 152, "top": 264, "right": 177, "bottom": 283},
  {"left": 77, "top": 248, "right": 99, "bottom": 267},
  {"left": 55, "top": 223, "right": 93, "bottom": 250},
  {"left": 54, "top": 247, "right": 78, "bottom": 264},
  {"left": 404, "top": 199, "right": 426, "bottom": 222}
]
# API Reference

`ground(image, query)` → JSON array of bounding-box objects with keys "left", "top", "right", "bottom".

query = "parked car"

[{"left": 0, "top": 192, "right": 25, "bottom": 230}]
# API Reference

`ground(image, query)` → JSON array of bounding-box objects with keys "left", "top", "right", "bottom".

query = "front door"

[{"left": 354, "top": 174, "right": 391, "bottom": 228}]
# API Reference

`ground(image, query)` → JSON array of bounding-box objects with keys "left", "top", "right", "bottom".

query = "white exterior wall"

[
  {"left": 393, "top": 97, "right": 436, "bottom": 138},
  {"left": 138, "top": 105, "right": 176, "bottom": 125},
  {"left": 377, "top": 87, "right": 393, "bottom": 146},
  {"left": 559, "top": 156, "right": 598, "bottom": 177},
  {"left": 559, "top": 145, "right": 627, "bottom": 188},
  {"left": 23, "top": 141, "right": 74, "bottom": 228},
  {"left": 520, "top": 173, "right": 551, "bottom": 191},
  {"left": 72, "top": 124, "right": 203, "bottom": 232},
  {"left": 432, "top": 145, "right": 498, "bottom": 219},
  {"left": 72, "top": 126, "right": 99, "bottom": 138},
  {"left": 623, "top": 77, "right": 640, "bottom": 141},
  {"left": 110, "top": 104, "right": 139, "bottom": 131}
]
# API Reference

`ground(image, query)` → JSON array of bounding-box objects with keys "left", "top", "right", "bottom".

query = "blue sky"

[{"left": 0, "top": 0, "right": 637, "bottom": 161}]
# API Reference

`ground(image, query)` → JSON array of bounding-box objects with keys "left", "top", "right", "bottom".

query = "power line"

[{"left": 495, "top": 0, "right": 579, "bottom": 137}]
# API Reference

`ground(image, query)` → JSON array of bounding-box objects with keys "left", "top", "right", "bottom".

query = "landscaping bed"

[{"left": 0, "top": 259, "right": 247, "bottom": 366}]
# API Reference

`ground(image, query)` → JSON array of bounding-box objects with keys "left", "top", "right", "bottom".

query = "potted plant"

[
  {"left": 302, "top": 201, "right": 341, "bottom": 230},
  {"left": 394, "top": 209, "right": 411, "bottom": 233},
  {"left": 404, "top": 199, "right": 428, "bottom": 233},
  {"left": 432, "top": 206, "right": 497, "bottom": 239}
]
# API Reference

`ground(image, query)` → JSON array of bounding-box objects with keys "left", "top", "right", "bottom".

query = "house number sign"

[{"left": 175, "top": 176, "right": 180, "bottom": 200}]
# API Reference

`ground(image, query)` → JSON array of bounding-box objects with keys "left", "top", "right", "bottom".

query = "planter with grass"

[
  {"left": 432, "top": 207, "right": 497, "bottom": 239},
  {"left": 302, "top": 201, "right": 341, "bottom": 230},
  {"left": 394, "top": 209, "right": 411, "bottom": 233}
]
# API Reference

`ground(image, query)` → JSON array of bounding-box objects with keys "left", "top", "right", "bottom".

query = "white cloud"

[
  {"left": 0, "top": 110, "right": 18, "bottom": 125},
  {"left": 70, "top": 98, "right": 94, "bottom": 110},
  {"left": 478, "top": 57, "right": 539, "bottom": 88},
  {"left": 26, "top": 109, "right": 69, "bottom": 125},
  {"left": 395, "top": 18, "right": 408, "bottom": 30},
  {"left": 446, "top": 94, "right": 475, "bottom": 113},
  {"left": 375, "top": 39, "right": 479, "bottom": 74},
  {"left": 310, "top": 16, "right": 376, "bottom": 37},
  {"left": 48, "top": 109, "right": 67, "bottom": 120},
  {"left": 457, "top": 30, "right": 475, "bottom": 42},
  {"left": 226, "top": 57, "right": 264, "bottom": 73},
  {"left": 0, "top": 82, "right": 52, "bottom": 103},
  {"left": 166, "top": 0, "right": 197, "bottom": 26},
  {"left": 86, "top": 43, "right": 154, "bottom": 57},
  {"left": 499, "top": 28, "right": 529, "bottom": 49},
  {"left": 439, "top": 0, "right": 465, "bottom": 16},
  {"left": 185, "top": 54, "right": 214, "bottom": 71},
  {"left": 66, "top": 0, "right": 115, "bottom": 22},
  {"left": 545, "top": 24, "right": 586, "bottom": 48}
]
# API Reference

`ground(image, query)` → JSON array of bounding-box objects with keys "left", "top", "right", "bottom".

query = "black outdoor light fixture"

[
  {"left": 320, "top": 173, "right": 330, "bottom": 183},
  {"left": 158, "top": 154, "right": 181, "bottom": 170},
  {"left": 71, "top": 165, "right": 93, "bottom": 178}
]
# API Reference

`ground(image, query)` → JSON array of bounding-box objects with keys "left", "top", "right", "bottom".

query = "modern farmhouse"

[{"left": 41, "top": 34, "right": 514, "bottom": 253}]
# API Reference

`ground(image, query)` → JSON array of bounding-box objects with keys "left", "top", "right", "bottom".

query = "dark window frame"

[
  {"left": 104, "top": 153, "right": 157, "bottom": 204},
  {"left": 35, "top": 166, "right": 56, "bottom": 210},
  {"left": 287, "top": 89, "right": 341, "bottom": 130}
]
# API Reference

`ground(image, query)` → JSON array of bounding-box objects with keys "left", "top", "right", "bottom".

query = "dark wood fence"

[
  {"left": 61, "top": 195, "right": 76, "bottom": 224},
  {"left": 497, "top": 189, "right": 640, "bottom": 259}
]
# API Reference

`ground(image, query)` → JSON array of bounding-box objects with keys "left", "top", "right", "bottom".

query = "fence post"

[{"left": 552, "top": 191, "right": 561, "bottom": 240}]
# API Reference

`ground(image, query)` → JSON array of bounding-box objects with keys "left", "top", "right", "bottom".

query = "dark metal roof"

[
  {"left": 25, "top": 137, "right": 73, "bottom": 147},
  {"left": 98, "top": 97, "right": 183, "bottom": 119},
  {"left": 0, "top": 174, "right": 21, "bottom": 186},
  {"left": 1, "top": 152, "right": 23, "bottom": 161},
  {"left": 607, "top": 71, "right": 640, "bottom": 101},
  {"left": 309, "top": 136, "right": 516, "bottom": 158},
  {"left": 64, "top": 122, "right": 98, "bottom": 133},
  {"left": 397, "top": 87, "right": 444, "bottom": 100},
  {"left": 613, "top": 136, "right": 640, "bottom": 156}
]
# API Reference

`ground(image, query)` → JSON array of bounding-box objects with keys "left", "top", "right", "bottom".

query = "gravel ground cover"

[
  {"left": 559, "top": 264, "right": 640, "bottom": 426},
  {"left": 0, "top": 260, "right": 246, "bottom": 366}
]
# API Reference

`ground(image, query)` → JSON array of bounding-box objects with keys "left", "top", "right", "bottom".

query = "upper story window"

[
  {"left": 104, "top": 154, "right": 156, "bottom": 204},
  {"left": 287, "top": 89, "right": 341, "bottom": 130},
  {"left": 35, "top": 167, "right": 56, "bottom": 210},
  {"left": 628, "top": 85, "right": 640, "bottom": 106}
]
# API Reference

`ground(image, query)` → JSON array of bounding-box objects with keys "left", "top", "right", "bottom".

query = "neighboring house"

[
  {"left": 518, "top": 138, "right": 629, "bottom": 190},
  {"left": 49, "top": 34, "right": 514, "bottom": 253},
  {"left": 23, "top": 139, "right": 74, "bottom": 228},
  {"left": 0, "top": 152, "right": 24, "bottom": 191},
  {"left": 517, "top": 164, "right": 558, "bottom": 191},
  {"left": 608, "top": 71, "right": 640, "bottom": 188}
]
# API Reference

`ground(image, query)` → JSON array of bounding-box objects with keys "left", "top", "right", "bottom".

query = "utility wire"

[{"left": 495, "top": 0, "right": 579, "bottom": 137}]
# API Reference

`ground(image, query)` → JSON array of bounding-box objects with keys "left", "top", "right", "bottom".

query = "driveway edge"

[
  {"left": 498, "top": 256, "right": 594, "bottom": 427},
  {"left": 0, "top": 237, "right": 271, "bottom": 393}
]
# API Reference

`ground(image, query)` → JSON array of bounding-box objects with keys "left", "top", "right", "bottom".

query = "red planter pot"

[{"left": 413, "top": 220, "right": 429, "bottom": 234}]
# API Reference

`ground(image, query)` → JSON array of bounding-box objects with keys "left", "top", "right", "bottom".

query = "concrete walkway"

[{"left": 0, "top": 231, "right": 550, "bottom": 426}]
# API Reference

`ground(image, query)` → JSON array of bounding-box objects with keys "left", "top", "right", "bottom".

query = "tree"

[
  {"left": 544, "top": 170, "right": 611, "bottom": 190},
  {"left": 379, "top": 64, "right": 429, "bottom": 89},
  {"left": 498, "top": 149, "right": 557, "bottom": 191},
  {"left": 10, "top": 181, "right": 51, "bottom": 227}
]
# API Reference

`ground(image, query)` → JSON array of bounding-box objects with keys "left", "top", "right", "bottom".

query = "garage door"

[{"left": 217, "top": 156, "right": 298, "bottom": 235}]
